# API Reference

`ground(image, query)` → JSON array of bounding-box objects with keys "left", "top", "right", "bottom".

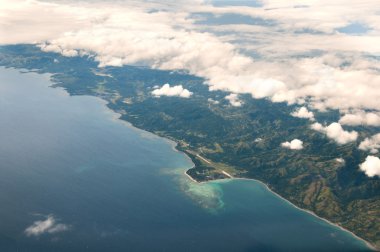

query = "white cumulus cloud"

[
  {"left": 311, "top": 122, "right": 358, "bottom": 145},
  {"left": 281, "top": 139, "right": 304, "bottom": 150},
  {"left": 25, "top": 215, "right": 70, "bottom": 237},
  {"left": 291, "top": 106, "right": 314, "bottom": 120},
  {"left": 152, "top": 83, "right": 192, "bottom": 98},
  {"left": 207, "top": 98, "right": 219, "bottom": 104},
  {"left": 359, "top": 133, "right": 380, "bottom": 154},
  {"left": 254, "top": 137, "right": 263, "bottom": 143},
  {"left": 225, "top": 93, "right": 242, "bottom": 107},
  {"left": 359, "top": 155, "right": 380, "bottom": 177},
  {"left": 339, "top": 111, "right": 380, "bottom": 126}
]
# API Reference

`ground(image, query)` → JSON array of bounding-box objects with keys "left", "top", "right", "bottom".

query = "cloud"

[
  {"left": 25, "top": 215, "right": 70, "bottom": 237},
  {"left": 339, "top": 111, "right": 380, "bottom": 126},
  {"left": 207, "top": 98, "right": 219, "bottom": 104},
  {"left": 359, "top": 133, "right": 380, "bottom": 154},
  {"left": 336, "top": 158, "right": 345, "bottom": 164},
  {"left": 281, "top": 139, "right": 303, "bottom": 150},
  {"left": 291, "top": 106, "right": 314, "bottom": 120},
  {"left": 359, "top": 155, "right": 380, "bottom": 177},
  {"left": 225, "top": 93, "right": 242, "bottom": 107},
  {"left": 254, "top": 137, "right": 263, "bottom": 143},
  {"left": 311, "top": 122, "right": 358, "bottom": 144},
  {"left": 152, "top": 83, "right": 192, "bottom": 98},
  {"left": 1, "top": 0, "right": 380, "bottom": 133},
  {"left": 0, "top": 0, "right": 93, "bottom": 45}
]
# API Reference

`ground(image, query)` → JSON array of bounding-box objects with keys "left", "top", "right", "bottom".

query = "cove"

[{"left": 0, "top": 67, "right": 371, "bottom": 251}]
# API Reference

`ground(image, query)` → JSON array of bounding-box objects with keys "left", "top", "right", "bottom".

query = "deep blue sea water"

[{"left": 0, "top": 67, "right": 371, "bottom": 251}]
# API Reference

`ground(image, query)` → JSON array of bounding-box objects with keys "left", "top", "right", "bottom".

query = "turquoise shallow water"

[{"left": 0, "top": 67, "right": 371, "bottom": 251}]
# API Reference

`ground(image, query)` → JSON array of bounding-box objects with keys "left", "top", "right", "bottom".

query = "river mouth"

[{"left": 0, "top": 67, "right": 371, "bottom": 251}]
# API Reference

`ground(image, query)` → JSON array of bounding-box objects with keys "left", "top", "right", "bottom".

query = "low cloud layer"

[
  {"left": 25, "top": 215, "right": 69, "bottom": 237},
  {"left": 152, "top": 84, "right": 192, "bottom": 98},
  {"left": 1, "top": 0, "right": 379, "bottom": 157},
  {"left": 359, "top": 133, "right": 380, "bottom": 154},
  {"left": 359, "top": 155, "right": 380, "bottom": 177},
  {"left": 281, "top": 139, "right": 303, "bottom": 150},
  {"left": 1, "top": 0, "right": 380, "bottom": 123},
  {"left": 311, "top": 122, "right": 358, "bottom": 145}
]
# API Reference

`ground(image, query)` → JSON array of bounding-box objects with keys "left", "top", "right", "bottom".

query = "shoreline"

[
  {"left": 183, "top": 168, "right": 377, "bottom": 251},
  {"left": 236, "top": 177, "right": 377, "bottom": 251},
  {"left": 115, "top": 95, "right": 378, "bottom": 251},
  {"left": 156, "top": 135, "right": 376, "bottom": 250},
  {"left": 19, "top": 67, "right": 376, "bottom": 251}
]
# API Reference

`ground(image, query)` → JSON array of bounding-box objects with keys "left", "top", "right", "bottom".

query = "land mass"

[{"left": 1, "top": 45, "right": 379, "bottom": 249}]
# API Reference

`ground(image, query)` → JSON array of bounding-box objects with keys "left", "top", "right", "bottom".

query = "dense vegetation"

[{"left": 1, "top": 45, "right": 379, "bottom": 249}]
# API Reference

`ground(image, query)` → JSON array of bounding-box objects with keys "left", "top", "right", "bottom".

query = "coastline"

[
  {"left": 183, "top": 165, "right": 377, "bottom": 251},
  {"left": 235, "top": 177, "right": 377, "bottom": 251},
  {"left": 18, "top": 67, "right": 377, "bottom": 251},
  {"left": 96, "top": 103, "right": 379, "bottom": 251}
]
